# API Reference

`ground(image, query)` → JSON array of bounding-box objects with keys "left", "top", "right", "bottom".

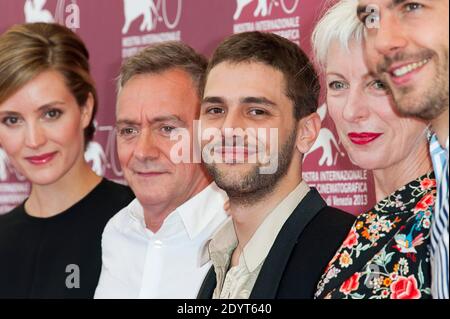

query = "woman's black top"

[{"left": 0, "top": 178, "right": 134, "bottom": 299}]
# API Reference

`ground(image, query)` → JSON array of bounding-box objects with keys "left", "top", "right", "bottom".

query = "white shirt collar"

[
  {"left": 199, "top": 217, "right": 234, "bottom": 267},
  {"left": 242, "top": 180, "right": 310, "bottom": 272},
  {"left": 95, "top": 184, "right": 229, "bottom": 299},
  {"left": 177, "top": 183, "right": 228, "bottom": 240},
  {"left": 126, "top": 182, "right": 228, "bottom": 240},
  {"left": 201, "top": 181, "right": 311, "bottom": 271}
]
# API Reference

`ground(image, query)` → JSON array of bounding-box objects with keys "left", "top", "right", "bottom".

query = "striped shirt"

[{"left": 429, "top": 133, "right": 449, "bottom": 299}]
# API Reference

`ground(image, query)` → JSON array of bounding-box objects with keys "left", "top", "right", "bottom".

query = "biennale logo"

[
  {"left": 233, "top": 0, "right": 300, "bottom": 44},
  {"left": 121, "top": 0, "right": 183, "bottom": 58},
  {"left": 0, "top": 148, "right": 27, "bottom": 182},
  {"left": 304, "top": 104, "right": 345, "bottom": 167},
  {"left": 84, "top": 121, "right": 123, "bottom": 178},
  {"left": 122, "top": 0, "right": 182, "bottom": 34},
  {"left": 84, "top": 141, "right": 107, "bottom": 177},
  {"left": 234, "top": 0, "right": 299, "bottom": 20},
  {"left": 24, "top": 0, "right": 80, "bottom": 29},
  {"left": 0, "top": 148, "right": 10, "bottom": 182}
]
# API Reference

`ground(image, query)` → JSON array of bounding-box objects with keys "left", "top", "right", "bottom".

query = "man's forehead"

[
  {"left": 358, "top": 0, "right": 428, "bottom": 10},
  {"left": 116, "top": 110, "right": 187, "bottom": 125},
  {"left": 357, "top": 0, "right": 400, "bottom": 21},
  {"left": 358, "top": 0, "right": 383, "bottom": 10}
]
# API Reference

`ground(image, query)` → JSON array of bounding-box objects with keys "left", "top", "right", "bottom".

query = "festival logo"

[
  {"left": 233, "top": 0, "right": 300, "bottom": 44},
  {"left": 121, "top": 0, "right": 183, "bottom": 58},
  {"left": 303, "top": 104, "right": 372, "bottom": 214},
  {"left": 0, "top": 148, "right": 10, "bottom": 183},
  {"left": 92, "top": 124, "right": 125, "bottom": 183},
  {"left": 0, "top": 148, "right": 29, "bottom": 215},
  {"left": 84, "top": 141, "right": 108, "bottom": 177},
  {"left": 304, "top": 104, "right": 345, "bottom": 167},
  {"left": 24, "top": 0, "right": 80, "bottom": 30}
]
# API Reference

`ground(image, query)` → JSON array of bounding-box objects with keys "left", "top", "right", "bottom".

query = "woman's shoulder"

[
  {"left": 315, "top": 172, "right": 435, "bottom": 299},
  {"left": 88, "top": 178, "right": 135, "bottom": 208},
  {"left": 98, "top": 178, "right": 133, "bottom": 193},
  {"left": 0, "top": 202, "right": 27, "bottom": 227}
]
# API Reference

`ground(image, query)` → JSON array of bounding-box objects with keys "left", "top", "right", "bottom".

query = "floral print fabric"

[{"left": 315, "top": 172, "right": 436, "bottom": 299}]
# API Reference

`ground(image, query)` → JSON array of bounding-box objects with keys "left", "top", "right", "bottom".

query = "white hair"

[{"left": 311, "top": 0, "right": 365, "bottom": 71}]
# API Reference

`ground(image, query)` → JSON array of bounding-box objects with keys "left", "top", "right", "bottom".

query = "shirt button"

[{"left": 154, "top": 240, "right": 163, "bottom": 248}]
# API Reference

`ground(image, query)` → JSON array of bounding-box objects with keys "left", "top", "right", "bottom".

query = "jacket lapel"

[
  {"left": 197, "top": 266, "right": 217, "bottom": 299},
  {"left": 250, "top": 188, "right": 326, "bottom": 299}
]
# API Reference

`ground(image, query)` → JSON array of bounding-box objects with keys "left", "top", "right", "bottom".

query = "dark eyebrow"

[
  {"left": 356, "top": 2, "right": 379, "bottom": 22},
  {"left": 202, "top": 96, "right": 225, "bottom": 105},
  {"left": 37, "top": 101, "right": 65, "bottom": 112},
  {"left": 0, "top": 101, "right": 64, "bottom": 116},
  {"left": 0, "top": 110, "right": 20, "bottom": 116},
  {"left": 151, "top": 115, "right": 186, "bottom": 126},
  {"left": 116, "top": 119, "right": 139, "bottom": 127},
  {"left": 116, "top": 115, "right": 186, "bottom": 127},
  {"left": 240, "top": 96, "right": 277, "bottom": 108},
  {"left": 391, "top": 0, "right": 408, "bottom": 8},
  {"left": 357, "top": 4, "right": 368, "bottom": 18},
  {"left": 358, "top": 0, "right": 410, "bottom": 18},
  {"left": 201, "top": 96, "right": 277, "bottom": 108}
]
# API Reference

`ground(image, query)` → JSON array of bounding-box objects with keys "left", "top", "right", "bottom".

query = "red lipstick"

[
  {"left": 25, "top": 152, "right": 57, "bottom": 165},
  {"left": 348, "top": 132, "right": 383, "bottom": 145}
]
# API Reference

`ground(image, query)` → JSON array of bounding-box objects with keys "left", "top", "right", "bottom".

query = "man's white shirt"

[{"left": 94, "top": 183, "right": 228, "bottom": 299}]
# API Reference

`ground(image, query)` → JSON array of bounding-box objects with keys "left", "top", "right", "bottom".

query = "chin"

[
  {"left": 354, "top": 161, "right": 380, "bottom": 171},
  {"left": 26, "top": 173, "right": 62, "bottom": 186},
  {"left": 137, "top": 194, "right": 171, "bottom": 207},
  {"left": 348, "top": 154, "right": 381, "bottom": 171},
  {"left": 215, "top": 178, "right": 241, "bottom": 190}
]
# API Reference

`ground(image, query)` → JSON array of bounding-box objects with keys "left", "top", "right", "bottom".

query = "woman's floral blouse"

[{"left": 315, "top": 172, "right": 436, "bottom": 299}]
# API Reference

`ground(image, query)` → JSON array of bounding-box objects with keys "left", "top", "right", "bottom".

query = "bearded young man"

[{"left": 197, "top": 31, "right": 356, "bottom": 299}]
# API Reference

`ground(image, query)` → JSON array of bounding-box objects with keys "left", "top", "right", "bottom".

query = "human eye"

[
  {"left": 203, "top": 105, "right": 226, "bottom": 120},
  {"left": 43, "top": 108, "right": 63, "bottom": 120},
  {"left": 367, "top": 79, "right": 390, "bottom": 96},
  {"left": 117, "top": 126, "right": 139, "bottom": 139},
  {"left": 160, "top": 125, "right": 177, "bottom": 136},
  {"left": 248, "top": 108, "right": 268, "bottom": 116},
  {"left": 403, "top": 2, "right": 424, "bottom": 13},
  {"left": 206, "top": 107, "right": 225, "bottom": 115},
  {"left": 1, "top": 115, "right": 22, "bottom": 127},
  {"left": 328, "top": 81, "right": 349, "bottom": 91},
  {"left": 370, "top": 79, "right": 388, "bottom": 91},
  {"left": 397, "top": 1, "right": 426, "bottom": 20}
]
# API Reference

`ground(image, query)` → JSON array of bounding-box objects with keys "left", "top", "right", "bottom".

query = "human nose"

[
  {"left": 342, "top": 86, "right": 370, "bottom": 123},
  {"left": 25, "top": 122, "right": 47, "bottom": 149},
  {"left": 220, "top": 109, "right": 247, "bottom": 140},
  {"left": 133, "top": 128, "right": 160, "bottom": 162}
]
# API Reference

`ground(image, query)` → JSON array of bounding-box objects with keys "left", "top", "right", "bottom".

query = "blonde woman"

[
  {"left": 312, "top": 0, "right": 435, "bottom": 299},
  {"left": 0, "top": 23, "right": 134, "bottom": 298}
]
